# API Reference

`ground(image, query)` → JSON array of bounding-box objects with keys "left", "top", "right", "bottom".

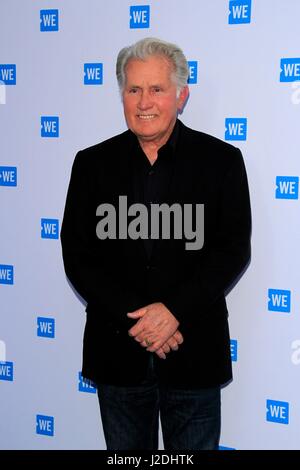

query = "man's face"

[{"left": 122, "top": 55, "right": 188, "bottom": 146}]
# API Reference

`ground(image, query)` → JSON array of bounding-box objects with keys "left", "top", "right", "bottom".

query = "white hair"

[{"left": 116, "top": 37, "right": 189, "bottom": 94}]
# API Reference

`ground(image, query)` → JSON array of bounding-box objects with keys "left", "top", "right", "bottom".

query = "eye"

[
  {"left": 153, "top": 87, "right": 161, "bottom": 93},
  {"left": 129, "top": 88, "right": 138, "bottom": 94}
]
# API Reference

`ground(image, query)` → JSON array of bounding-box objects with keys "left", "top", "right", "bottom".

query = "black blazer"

[{"left": 61, "top": 120, "right": 251, "bottom": 387}]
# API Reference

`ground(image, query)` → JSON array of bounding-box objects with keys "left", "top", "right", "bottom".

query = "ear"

[{"left": 177, "top": 85, "right": 189, "bottom": 112}]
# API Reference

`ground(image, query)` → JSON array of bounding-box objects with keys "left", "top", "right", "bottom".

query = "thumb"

[{"left": 127, "top": 308, "right": 147, "bottom": 318}]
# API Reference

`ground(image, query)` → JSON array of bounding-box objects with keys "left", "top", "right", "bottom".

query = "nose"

[{"left": 137, "top": 90, "right": 153, "bottom": 110}]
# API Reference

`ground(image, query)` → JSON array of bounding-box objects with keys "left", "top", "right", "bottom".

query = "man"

[{"left": 61, "top": 37, "right": 251, "bottom": 450}]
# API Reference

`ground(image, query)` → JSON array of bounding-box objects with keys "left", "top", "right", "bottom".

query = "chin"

[{"left": 134, "top": 127, "right": 159, "bottom": 139}]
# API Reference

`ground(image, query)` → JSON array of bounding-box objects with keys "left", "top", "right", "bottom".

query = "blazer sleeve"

[
  {"left": 60, "top": 150, "right": 143, "bottom": 328},
  {"left": 162, "top": 147, "right": 251, "bottom": 324}
]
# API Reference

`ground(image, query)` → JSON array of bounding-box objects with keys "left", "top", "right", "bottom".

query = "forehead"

[{"left": 125, "top": 55, "right": 174, "bottom": 83}]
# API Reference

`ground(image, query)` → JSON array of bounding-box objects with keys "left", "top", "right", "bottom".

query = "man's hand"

[
  {"left": 127, "top": 302, "right": 183, "bottom": 358},
  {"left": 154, "top": 330, "right": 184, "bottom": 359}
]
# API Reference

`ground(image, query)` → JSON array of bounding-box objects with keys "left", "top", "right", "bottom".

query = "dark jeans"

[{"left": 97, "top": 357, "right": 221, "bottom": 450}]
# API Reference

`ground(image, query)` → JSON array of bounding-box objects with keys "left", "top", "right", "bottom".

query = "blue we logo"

[
  {"left": 0, "top": 362, "right": 14, "bottom": 381},
  {"left": 188, "top": 61, "right": 198, "bottom": 84},
  {"left": 0, "top": 167, "right": 17, "bottom": 186},
  {"left": 130, "top": 5, "right": 150, "bottom": 28},
  {"left": 84, "top": 63, "right": 103, "bottom": 85},
  {"left": 41, "top": 219, "right": 59, "bottom": 239},
  {"left": 40, "top": 10, "right": 59, "bottom": 31},
  {"left": 268, "top": 289, "right": 291, "bottom": 313},
  {"left": 280, "top": 58, "right": 300, "bottom": 82},
  {"left": 228, "top": 0, "right": 251, "bottom": 24},
  {"left": 78, "top": 372, "right": 97, "bottom": 393},
  {"left": 41, "top": 117, "right": 59, "bottom": 138},
  {"left": 0, "top": 265, "right": 14, "bottom": 285},
  {"left": 275, "top": 176, "right": 299, "bottom": 200},
  {"left": 266, "top": 400, "right": 289, "bottom": 425},
  {"left": 0, "top": 64, "right": 16, "bottom": 85},
  {"left": 36, "top": 415, "right": 54, "bottom": 436},
  {"left": 230, "top": 339, "right": 238, "bottom": 362},
  {"left": 225, "top": 118, "right": 247, "bottom": 141},
  {"left": 37, "top": 317, "right": 55, "bottom": 338}
]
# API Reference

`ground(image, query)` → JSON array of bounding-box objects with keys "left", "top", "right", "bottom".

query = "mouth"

[{"left": 137, "top": 114, "right": 157, "bottom": 120}]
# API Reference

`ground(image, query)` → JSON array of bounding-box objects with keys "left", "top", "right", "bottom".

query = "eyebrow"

[{"left": 127, "top": 84, "right": 163, "bottom": 89}]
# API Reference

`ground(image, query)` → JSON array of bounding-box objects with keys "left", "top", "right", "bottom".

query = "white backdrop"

[{"left": 1, "top": 0, "right": 300, "bottom": 450}]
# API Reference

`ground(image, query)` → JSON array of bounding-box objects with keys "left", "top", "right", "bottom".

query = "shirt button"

[{"left": 146, "top": 265, "right": 155, "bottom": 270}]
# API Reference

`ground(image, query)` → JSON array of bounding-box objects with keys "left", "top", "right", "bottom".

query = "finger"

[
  {"left": 128, "top": 326, "right": 144, "bottom": 338},
  {"left": 155, "top": 349, "right": 166, "bottom": 360},
  {"left": 173, "top": 330, "right": 184, "bottom": 344},
  {"left": 127, "top": 308, "right": 147, "bottom": 319},
  {"left": 143, "top": 336, "right": 157, "bottom": 348},
  {"left": 146, "top": 338, "right": 165, "bottom": 353},
  {"left": 141, "top": 337, "right": 154, "bottom": 348},
  {"left": 134, "top": 334, "right": 146, "bottom": 343},
  {"left": 128, "top": 319, "right": 145, "bottom": 337},
  {"left": 145, "top": 327, "right": 181, "bottom": 353},
  {"left": 167, "top": 337, "right": 179, "bottom": 351},
  {"left": 161, "top": 343, "right": 171, "bottom": 354},
  {"left": 147, "top": 343, "right": 171, "bottom": 354}
]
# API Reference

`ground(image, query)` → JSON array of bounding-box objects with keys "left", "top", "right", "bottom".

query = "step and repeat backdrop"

[{"left": 1, "top": 0, "right": 300, "bottom": 450}]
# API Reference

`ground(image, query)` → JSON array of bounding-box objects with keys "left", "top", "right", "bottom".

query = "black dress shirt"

[{"left": 131, "top": 120, "right": 179, "bottom": 259}]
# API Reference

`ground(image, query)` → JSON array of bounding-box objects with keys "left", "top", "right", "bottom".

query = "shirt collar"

[
  {"left": 129, "top": 119, "right": 180, "bottom": 157},
  {"left": 166, "top": 118, "right": 180, "bottom": 153}
]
